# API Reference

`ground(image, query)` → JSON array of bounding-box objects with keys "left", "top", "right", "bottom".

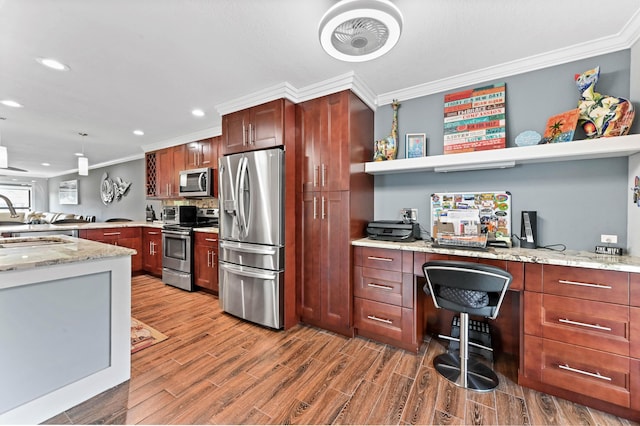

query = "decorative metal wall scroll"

[{"left": 100, "top": 172, "right": 132, "bottom": 205}]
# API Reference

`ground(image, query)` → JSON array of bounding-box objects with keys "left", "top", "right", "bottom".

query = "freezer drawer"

[
  {"left": 219, "top": 261, "right": 283, "bottom": 329},
  {"left": 220, "top": 240, "right": 283, "bottom": 270}
]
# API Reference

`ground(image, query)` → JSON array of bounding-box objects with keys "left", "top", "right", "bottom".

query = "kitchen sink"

[
  {"left": 0, "top": 236, "right": 71, "bottom": 248},
  {"left": 0, "top": 221, "right": 26, "bottom": 226}
]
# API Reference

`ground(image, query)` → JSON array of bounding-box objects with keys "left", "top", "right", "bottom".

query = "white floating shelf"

[{"left": 364, "top": 134, "right": 640, "bottom": 175}]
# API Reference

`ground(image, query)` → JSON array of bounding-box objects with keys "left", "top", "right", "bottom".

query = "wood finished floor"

[{"left": 44, "top": 274, "right": 637, "bottom": 425}]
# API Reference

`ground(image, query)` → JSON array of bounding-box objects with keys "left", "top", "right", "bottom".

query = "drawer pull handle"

[
  {"left": 103, "top": 232, "right": 121, "bottom": 236},
  {"left": 367, "top": 283, "right": 393, "bottom": 290},
  {"left": 558, "top": 364, "right": 612, "bottom": 382},
  {"left": 367, "top": 315, "right": 393, "bottom": 324},
  {"left": 558, "top": 318, "right": 612, "bottom": 331},
  {"left": 367, "top": 256, "right": 393, "bottom": 262},
  {"left": 205, "top": 238, "right": 218, "bottom": 242},
  {"left": 558, "top": 279, "right": 612, "bottom": 289}
]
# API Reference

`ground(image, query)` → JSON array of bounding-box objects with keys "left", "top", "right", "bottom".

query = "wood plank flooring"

[{"left": 44, "top": 275, "right": 637, "bottom": 425}]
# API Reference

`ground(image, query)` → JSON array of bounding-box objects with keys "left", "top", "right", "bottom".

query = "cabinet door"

[
  {"left": 298, "top": 98, "right": 323, "bottom": 193},
  {"left": 250, "top": 99, "right": 282, "bottom": 150},
  {"left": 170, "top": 145, "right": 185, "bottom": 197},
  {"left": 142, "top": 229, "right": 162, "bottom": 276},
  {"left": 194, "top": 233, "right": 219, "bottom": 292},
  {"left": 320, "top": 191, "right": 350, "bottom": 330},
  {"left": 201, "top": 136, "right": 219, "bottom": 168},
  {"left": 299, "top": 191, "right": 322, "bottom": 321},
  {"left": 185, "top": 141, "right": 201, "bottom": 169},
  {"left": 321, "top": 92, "right": 350, "bottom": 191},
  {"left": 119, "top": 236, "right": 142, "bottom": 272},
  {"left": 156, "top": 148, "right": 173, "bottom": 198},
  {"left": 222, "top": 110, "right": 250, "bottom": 155}
]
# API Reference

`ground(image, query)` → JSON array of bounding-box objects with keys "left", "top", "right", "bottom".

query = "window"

[{"left": 0, "top": 184, "right": 32, "bottom": 211}]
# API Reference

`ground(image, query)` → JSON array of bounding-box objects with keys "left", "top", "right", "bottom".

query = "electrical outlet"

[
  {"left": 601, "top": 234, "right": 618, "bottom": 244},
  {"left": 401, "top": 208, "right": 418, "bottom": 222}
]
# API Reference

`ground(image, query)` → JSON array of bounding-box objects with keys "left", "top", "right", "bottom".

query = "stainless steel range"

[{"left": 162, "top": 208, "right": 218, "bottom": 291}]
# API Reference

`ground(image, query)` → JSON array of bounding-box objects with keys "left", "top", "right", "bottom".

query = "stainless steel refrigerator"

[{"left": 218, "top": 147, "right": 284, "bottom": 329}]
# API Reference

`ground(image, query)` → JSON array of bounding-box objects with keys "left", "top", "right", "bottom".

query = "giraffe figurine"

[{"left": 373, "top": 99, "right": 400, "bottom": 161}]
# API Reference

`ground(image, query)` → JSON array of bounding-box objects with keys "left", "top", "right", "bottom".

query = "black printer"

[{"left": 366, "top": 220, "right": 421, "bottom": 242}]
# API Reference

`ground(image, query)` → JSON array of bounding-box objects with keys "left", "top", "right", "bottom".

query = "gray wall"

[
  {"left": 48, "top": 159, "right": 146, "bottom": 222},
  {"left": 373, "top": 50, "right": 632, "bottom": 251}
]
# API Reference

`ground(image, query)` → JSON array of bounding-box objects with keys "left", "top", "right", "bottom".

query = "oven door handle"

[
  {"left": 220, "top": 262, "right": 277, "bottom": 280},
  {"left": 219, "top": 241, "right": 277, "bottom": 255},
  {"left": 162, "top": 230, "right": 191, "bottom": 237}
]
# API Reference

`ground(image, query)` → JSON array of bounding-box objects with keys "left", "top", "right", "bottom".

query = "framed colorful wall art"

[{"left": 405, "top": 133, "right": 426, "bottom": 158}]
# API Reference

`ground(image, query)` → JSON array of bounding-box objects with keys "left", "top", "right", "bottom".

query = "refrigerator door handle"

[
  {"left": 220, "top": 241, "right": 277, "bottom": 255},
  {"left": 238, "top": 156, "right": 250, "bottom": 239},
  {"left": 233, "top": 156, "right": 245, "bottom": 234},
  {"left": 220, "top": 262, "right": 277, "bottom": 280}
]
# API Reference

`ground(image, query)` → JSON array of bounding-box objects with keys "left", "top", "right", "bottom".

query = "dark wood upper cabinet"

[{"left": 222, "top": 99, "right": 285, "bottom": 155}]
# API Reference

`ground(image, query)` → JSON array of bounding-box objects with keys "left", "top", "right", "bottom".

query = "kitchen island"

[{"left": 0, "top": 235, "right": 134, "bottom": 425}]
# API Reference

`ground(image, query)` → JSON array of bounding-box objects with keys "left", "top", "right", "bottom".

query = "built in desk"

[{"left": 352, "top": 238, "right": 640, "bottom": 421}]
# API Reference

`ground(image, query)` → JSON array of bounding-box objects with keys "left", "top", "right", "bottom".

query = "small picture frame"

[{"left": 405, "top": 133, "right": 426, "bottom": 158}]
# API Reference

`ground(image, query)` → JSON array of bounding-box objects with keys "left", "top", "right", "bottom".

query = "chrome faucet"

[{"left": 0, "top": 194, "right": 18, "bottom": 217}]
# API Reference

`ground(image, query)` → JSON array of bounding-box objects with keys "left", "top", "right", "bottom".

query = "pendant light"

[
  {"left": 0, "top": 118, "right": 7, "bottom": 169},
  {"left": 78, "top": 132, "right": 89, "bottom": 176},
  {"left": 318, "top": 0, "right": 403, "bottom": 62}
]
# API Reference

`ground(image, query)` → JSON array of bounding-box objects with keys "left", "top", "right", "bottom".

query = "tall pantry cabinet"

[{"left": 296, "top": 90, "right": 374, "bottom": 336}]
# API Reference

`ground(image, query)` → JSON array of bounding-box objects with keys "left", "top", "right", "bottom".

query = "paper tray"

[{"left": 435, "top": 233, "right": 488, "bottom": 249}]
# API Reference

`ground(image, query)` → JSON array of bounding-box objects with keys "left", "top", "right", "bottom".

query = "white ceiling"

[{"left": 1, "top": 0, "right": 640, "bottom": 179}]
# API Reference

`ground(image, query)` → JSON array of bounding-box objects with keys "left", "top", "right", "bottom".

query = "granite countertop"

[
  {"left": 0, "top": 221, "right": 219, "bottom": 234},
  {"left": 0, "top": 235, "right": 136, "bottom": 272},
  {"left": 352, "top": 238, "right": 640, "bottom": 273}
]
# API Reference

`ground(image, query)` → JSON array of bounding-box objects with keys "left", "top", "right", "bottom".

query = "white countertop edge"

[{"left": 352, "top": 238, "right": 640, "bottom": 273}]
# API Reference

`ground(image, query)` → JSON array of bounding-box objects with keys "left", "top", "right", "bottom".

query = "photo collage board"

[{"left": 430, "top": 191, "right": 512, "bottom": 246}]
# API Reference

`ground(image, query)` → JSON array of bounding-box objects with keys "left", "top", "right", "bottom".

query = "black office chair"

[{"left": 422, "top": 260, "right": 512, "bottom": 391}]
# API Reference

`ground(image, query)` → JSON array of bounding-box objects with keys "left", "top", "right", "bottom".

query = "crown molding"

[
  {"left": 376, "top": 10, "right": 640, "bottom": 106},
  {"left": 141, "top": 125, "right": 222, "bottom": 153},
  {"left": 215, "top": 82, "right": 299, "bottom": 116}
]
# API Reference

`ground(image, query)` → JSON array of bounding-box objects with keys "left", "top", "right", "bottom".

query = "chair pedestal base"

[{"left": 433, "top": 352, "right": 499, "bottom": 392}]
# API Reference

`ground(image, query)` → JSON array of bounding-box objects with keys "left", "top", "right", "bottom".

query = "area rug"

[{"left": 131, "top": 318, "right": 168, "bottom": 354}]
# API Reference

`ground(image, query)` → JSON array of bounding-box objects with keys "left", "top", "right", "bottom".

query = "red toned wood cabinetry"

[
  {"left": 142, "top": 227, "right": 162, "bottom": 276},
  {"left": 222, "top": 99, "right": 286, "bottom": 155},
  {"left": 80, "top": 227, "right": 142, "bottom": 273},
  {"left": 194, "top": 232, "right": 219, "bottom": 293},
  {"left": 353, "top": 246, "right": 423, "bottom": 352},
  {"left": 151, "top": 145, "right": 185, "bottom": 198},
  {"left": 296, "top": 90, "right": 374, "bottom": 336},
  {"left": 521, "top": 263, "right": 638, "bottom": 419},
  {"left": 186, "top": 136, "right": 219, "bottom": 170}
]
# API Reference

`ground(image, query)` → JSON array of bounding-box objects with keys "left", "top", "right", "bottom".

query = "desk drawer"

[
  {"left": 525, "top": 292, "right": 629, "bottom": 356},
  {"left": 360, "top": 247, "right": 403, "bottom": 272},
  {"left": 541, "top": 265, "right": 628, "bottom": 305},
  {"left": 529, "top": 336, "right": 631, "bottom": 408},
  {"left": 354, "top": 297, "right": 412, "bottom": 343},
  {"left": 354, "top": 266, "right": 403, "bottom": 306}
]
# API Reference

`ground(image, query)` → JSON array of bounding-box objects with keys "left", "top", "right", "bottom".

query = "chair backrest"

[{"left": 423, "top": 260, "right": 512, "bottom": 319}]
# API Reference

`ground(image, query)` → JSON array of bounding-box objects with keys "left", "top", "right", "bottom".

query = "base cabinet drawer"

[
  {"left": 525, "top": 291, "right": 630, "bottom": 356},
  {"left": 354, "top": 297, "right": 413, "bottom": 345},
  {"left": 353, "top": 265, "right": 403, "bottom": 306},
  {"left": 524, "top": 335, "right": 631, "bottom": 408}
]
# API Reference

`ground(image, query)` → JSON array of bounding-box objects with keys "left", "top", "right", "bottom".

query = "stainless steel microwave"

[{"left": 178, "top": 168, "right": 214, "bottom": 197}]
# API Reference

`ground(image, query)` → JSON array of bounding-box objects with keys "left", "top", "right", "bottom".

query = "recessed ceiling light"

[
  {"left": 133, "top": 130, "right": 144, "bottom": 136},
  {"left": 74, "top": 152, "right": 84, "bottom": 156},
  {"left": 192, "top": 109, "right": 205, "bottom": 117},
  {"left": 1, "top": 100, "right": 23, "bottom": 108},
  {"left": 36, "top": 57, "right": 70, "bottom": 71},
  {"left": 41, "top": 162, "right": 50, "bottom": 166}
]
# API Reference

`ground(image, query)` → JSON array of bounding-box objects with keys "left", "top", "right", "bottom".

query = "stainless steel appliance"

[
  {"left": 178, "top": 168, "right": 214, "bottom": 197},
  {"left": 162, "top": 208, "right": 218, "bottom": 291},
  {"left": 163, "top": 205, "right": 197, "bottom": 225},
  {"left": 218, "top": 147, "right": 284, "bottom": 329}
]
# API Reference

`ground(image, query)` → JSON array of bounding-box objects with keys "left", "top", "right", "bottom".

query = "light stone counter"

[
  {"left": 0, "top": 234, "right": 136, "bottom": 273},
  {"left": 352, "top": 238, "right": 640, "bottom": 274},
  {"left": 0, "top": 220, "right": 163, "bottom": 235}
]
